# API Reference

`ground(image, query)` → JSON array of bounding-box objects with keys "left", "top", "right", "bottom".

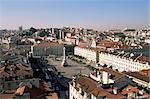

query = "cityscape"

[{"left": 0, "top": 0, "right": 150, "bottom": 99}]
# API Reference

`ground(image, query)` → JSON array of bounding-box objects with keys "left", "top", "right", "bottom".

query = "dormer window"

[{"left": 81, "top": 90, "right": 84, "bottom": 96}]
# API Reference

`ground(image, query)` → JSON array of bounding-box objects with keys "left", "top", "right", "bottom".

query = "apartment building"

[
  {"left": 99, "top": 52, "right": 150, "bottom": 72},
  {"left": 74, "top": 46, "right": 99, "bottom": 63},
  {"left": 69, "top": 67, "right": 150, "bottom": 99}
]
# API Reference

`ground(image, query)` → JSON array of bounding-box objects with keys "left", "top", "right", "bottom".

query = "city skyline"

[{"left": 0, "top": 0, "right": 149, "bottom": 30}]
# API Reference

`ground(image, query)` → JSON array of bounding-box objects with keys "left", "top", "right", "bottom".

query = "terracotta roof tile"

[
  {"left": 125, "top": 72, "right": 150, "bottom": 83},
  {"left": 74, "top": 76, "right": 120, "bottom": 98},
  {"left": 140, "top": 69, "right": 150, "bottom": 76},
  {"left": 15, "top": 86, "right": 26, "bottom": 95},
  {"left": 34, "top": 42, "right": 63, "bottom": 47},
  {"left": 100, "top": 67, "right": 124, "bottom": 80},
  {"left": 97, "top": 40, "right": 121, "bottom": 48},
  {"left": 137, "top": 56, "right": 150, "bottom": 64},
  {"left": 121, "top": 85, "right": 139, "bottom": 95},
  {"left": 0, "top": 63, "right": 32, "bottom": 78}
]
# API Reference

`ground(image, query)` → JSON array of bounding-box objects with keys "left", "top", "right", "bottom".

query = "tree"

[
  {"left": 29, "top": 27, "right": 37, "bottom": 33},
  {"left": 38, "top": 30, "right": 50, "bottom": 37}
]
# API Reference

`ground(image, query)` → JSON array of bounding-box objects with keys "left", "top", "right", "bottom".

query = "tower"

[
  {"left": 59, "top": 29, "right": 62, "bottom": 39},
  {"left": 61, "top": 46, "right": 68, "bottom": 67},
  {"left": 19, "top": 26, "right": 23, "bottom": 31}
]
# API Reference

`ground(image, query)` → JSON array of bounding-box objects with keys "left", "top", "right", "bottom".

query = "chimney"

[
  {"left": 113, "top": 87, "right": 118, "bottom": 94},
  {"left": 96, "top": 70, "right": 101, "bottom": 80}
]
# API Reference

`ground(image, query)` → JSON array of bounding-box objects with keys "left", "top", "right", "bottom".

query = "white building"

[
  {"left": 99, "top": 52, "right": 150, "bottom": 72},
  {"left": 122, "top": 28, "right": 137, "bottom": 37},
  {"left": 74, "top": 46, "right": 99, "bottom": 63},
  {"left": 145, "top": 38, "right": 150, "bottom": 44},
  {"left": 69, "top": 76, "right": 114, "bottom": 99},
  {"left": 0, "top": 36, "right": 17, "bottom": 44},
  {"left": 89, "top": 67, "right": 124, "bottom": 84},
  {"left": 69, "top": 67, "right": 150, "bottom": 99}
]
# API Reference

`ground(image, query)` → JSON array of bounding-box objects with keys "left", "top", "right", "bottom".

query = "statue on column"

[{"left": 61, "top": 46, "right": 68, "bottom": 67}]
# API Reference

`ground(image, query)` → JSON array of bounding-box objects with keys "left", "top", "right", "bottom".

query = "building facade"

[
  {"left": 74, "top": 46, "right": 99, "bottom": 63},
  {"left": 99, "top": 52, "right": 150, "bottom": 72},
  {"left": 69, "top": 67, "right": 150, "bottom": 99}
]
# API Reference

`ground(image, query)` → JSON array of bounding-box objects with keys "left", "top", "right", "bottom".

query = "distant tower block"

[
  {"left": 19, "top": 26, "right": 23, "bottom": 31},
  {"left": 59, "top": 29, "right": 62, "bottom": 39},
  {"left": 51, "top": 28, "right": 54, "bottom": 34},
  {"left": 61, "top": 46, "right": 68, "bottom": 67}
]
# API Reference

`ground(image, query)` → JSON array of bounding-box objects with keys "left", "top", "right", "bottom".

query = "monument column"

[{"left": 61, "top": 46, "right": 68, "bottom": 67}]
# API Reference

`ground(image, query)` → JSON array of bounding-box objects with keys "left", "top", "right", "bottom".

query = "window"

[
  {"left": 15, "top": 76, "right": 18, "bottom": 80},
  {"left": 1, "top": 78, "right": 4, "bottom": 81},
  {"left": 25, "top": 75, "right": 29, "bottom": 79},
  {"left": 7, "top": 83, "right": 11, "bottom": 89}
]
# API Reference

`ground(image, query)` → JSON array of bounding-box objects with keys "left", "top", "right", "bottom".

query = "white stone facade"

[
  {"left": 99, "top": 52, "right": 150, "bottom": 72},
  {"left": 74, "top": 46, "right": 97, "bottom": 63}
]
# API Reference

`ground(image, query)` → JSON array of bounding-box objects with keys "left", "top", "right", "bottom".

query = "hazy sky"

[{"left": 0, "top": 0, "right": 149, "bottom": 30}]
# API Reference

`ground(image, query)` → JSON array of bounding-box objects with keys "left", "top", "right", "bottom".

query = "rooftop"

[
  {"left": 74, "top": 76, "right": 115, "bottom": 98},
  {"left": 33, "top": 42, "right": 63, "bottom": 47},
  {"left": 121, "top": 85, "right": 139, "bottom": 95},
  {"left": 100, "top": 67, "right": 124, "bottom": 80},
  {"left": 14, "top": 80, "right": 58, "bottom": 99},
  {"left": 75, "top": 45, "right": 101, "bottom": 52},
  {"left": 0, "top": 63, "right": 32, "bottom": 78},
  {"left": 97, "top": 40, "right": 121, "bottom": 49},
  {"left": 125, "top": 71, "right": 150, "bottom": 83}
]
